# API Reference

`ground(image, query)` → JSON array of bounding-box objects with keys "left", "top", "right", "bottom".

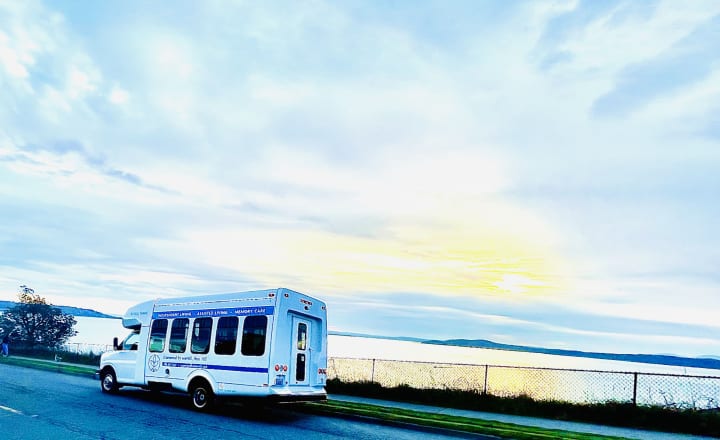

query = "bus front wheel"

[{"left": 100, "top": 369, "right": 119, "bottom": 394}]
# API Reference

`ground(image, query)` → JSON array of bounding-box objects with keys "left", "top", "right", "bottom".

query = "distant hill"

[
  {"left": 330, "top": 332, "right": 720, "bottom": 370},
  {"left": 329, "top": 331, "right": 428, "bottom": 343},
  {"left": 0, "top": 301, "right": 119, "bottom": 319},
  {"left": 424, "top": 338, "right": 720, "bottom": 371}
]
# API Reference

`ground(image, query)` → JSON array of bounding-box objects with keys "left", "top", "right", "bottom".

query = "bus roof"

[{"left": 121, "top": 288, "right": 325, "bottom": 328}]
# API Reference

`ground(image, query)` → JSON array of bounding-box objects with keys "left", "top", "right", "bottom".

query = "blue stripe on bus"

[
  {"left": 162, "top": 362, "right": 268, "bottom": 373},
  {"left": 152, "top": 305, "right": 274, "bottom": 319},
  {"left": 208, "top": 364, "right": 268, "bottom": 373}
]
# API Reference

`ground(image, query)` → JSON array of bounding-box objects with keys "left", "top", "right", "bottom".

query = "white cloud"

[
  {"left": 66, "top": 64, "right": 99, "bottom": 99},
  {"left": 539, "top": 0, "right": 720, "bottom": 75},
  {"left": 108, "top": 85, "right": 129, "bottom": 104},
  {"left": 0, "top": 30, "right": 30, "bottom": 78}
]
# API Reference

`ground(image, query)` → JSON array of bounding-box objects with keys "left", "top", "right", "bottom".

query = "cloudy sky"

[{"left": 1, "top": 0, "right": 719, "bottom": 357}]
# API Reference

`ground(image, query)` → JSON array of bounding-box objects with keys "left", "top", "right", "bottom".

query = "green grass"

[
  {"left": 301, "top": 400, "right": 631, "bottom": 440},
  {"left": 0, "top": 355, "right": 96, "bottom": 376},
  {"left": 326, "top": 379, "right": 720, "bottom": 437},
  {"left": 11, "top": 345, "right": 101, "bottom": 366}
]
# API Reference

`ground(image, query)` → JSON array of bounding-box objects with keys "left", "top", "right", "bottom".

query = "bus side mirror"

[{"left": 113, "top": 337, "right": 120, "bottom": 351}]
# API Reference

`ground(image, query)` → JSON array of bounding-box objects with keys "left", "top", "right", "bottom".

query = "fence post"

[
  {"left": 371, "top": 359, "right": 376, "bottom": 383},
  {"left": 483, "top": 365, "right": 489, "bottom": 395},
  {"left": 632, "top": 373, "right": 638, "bottom": 406}
]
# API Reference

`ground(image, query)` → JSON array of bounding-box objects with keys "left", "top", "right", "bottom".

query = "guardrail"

[{"left": 328, "top": 357, "right": 720, "bottom": 409}]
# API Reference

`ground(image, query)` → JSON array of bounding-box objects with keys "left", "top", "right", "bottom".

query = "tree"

[{"left": 0, "top": 286, "right": 77, "bottom": 349}]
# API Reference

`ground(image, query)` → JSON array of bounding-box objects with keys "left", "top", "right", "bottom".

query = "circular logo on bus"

[{"left": 148, "top": 354, "right": 161, "bottom": 372}]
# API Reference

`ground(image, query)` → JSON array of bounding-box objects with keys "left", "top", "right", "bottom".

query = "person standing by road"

[{"left": 2, "top": 334, "right": 11, "bottom": 357}]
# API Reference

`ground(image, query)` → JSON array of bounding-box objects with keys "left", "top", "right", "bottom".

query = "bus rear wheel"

[{"left": 190, "top": 380, "right": 215, "bottom": 411}]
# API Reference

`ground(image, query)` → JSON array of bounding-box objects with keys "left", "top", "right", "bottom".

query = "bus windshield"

[{"left": 122, "top": 330, "right": 140, "bottom": 350}]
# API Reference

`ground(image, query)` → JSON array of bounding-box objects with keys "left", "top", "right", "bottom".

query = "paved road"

[{"left": 0, "top": 363, "right": 469, "bottom": 440}]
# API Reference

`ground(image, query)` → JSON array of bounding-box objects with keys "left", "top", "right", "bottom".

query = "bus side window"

[
  {"left": 169, "top": 318, "right": 189, "bottom": 353},
  {"left": 191, "top": 317, "right": 213, "bottom": 354},
  {"left": 149, "top": 319, "right": 168, "bottom": 352},
  {"left": 215, "top": 316, "right": 239, "bottom": 355},
  {"left": 241, "top": 315, "right": 267, "bottom": 356}
]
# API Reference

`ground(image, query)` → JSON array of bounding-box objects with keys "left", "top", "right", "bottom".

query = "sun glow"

[
  {"left": 494, "top": 274, "right": 546, "bottom": 295},
  {"left": 166, "top": 214, "right": 566, "bottom": 299}
]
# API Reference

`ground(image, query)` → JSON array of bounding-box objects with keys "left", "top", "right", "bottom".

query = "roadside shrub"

[{"left": 10, "top": 343, "right": 101, "bottom": 366}]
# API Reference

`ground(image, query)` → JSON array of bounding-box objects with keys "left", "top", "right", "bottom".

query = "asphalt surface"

[{"left": 0, "top": 363, "right": 477, "bottom": 440}]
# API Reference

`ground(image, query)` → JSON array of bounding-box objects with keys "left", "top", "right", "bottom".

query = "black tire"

[
  {"left": 190, "top": 381, "right": 215, "bottom": 411},
  {"left": 100, "top": 369, "right": 119, "bottom": 394}
]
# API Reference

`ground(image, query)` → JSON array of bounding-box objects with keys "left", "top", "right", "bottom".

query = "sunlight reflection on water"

[{"left": 70, "top": 318, "right": 720, "bottom": 407}]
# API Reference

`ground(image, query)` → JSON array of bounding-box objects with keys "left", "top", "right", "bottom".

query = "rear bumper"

[
  {"left": 266, "top": 393, "right": 327, "bottom": 403},
  {"left": 220, "top": 393, "right": 327, "bottom": 405},
  {"left": 256, "top": 385, "right": 327, "bottom": 403}
]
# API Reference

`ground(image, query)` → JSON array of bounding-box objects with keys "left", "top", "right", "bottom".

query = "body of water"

[
  {"left": 69, "top": 317, "right": 720, "bottom": 407},
  {"left": 69, "top": 317, "right": 720, "bottom": 376}
]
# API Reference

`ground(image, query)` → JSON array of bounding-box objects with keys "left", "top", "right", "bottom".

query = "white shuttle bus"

[{"left": 99, "top": 288, "right": 327, "bottom": 410}]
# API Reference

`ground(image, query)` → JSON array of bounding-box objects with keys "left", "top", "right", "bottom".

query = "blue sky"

[{"left": 1, "top": 0, "right": 719, "bottom": 357}]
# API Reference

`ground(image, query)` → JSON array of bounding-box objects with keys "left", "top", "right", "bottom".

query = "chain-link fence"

[
  {"left": 328, "top": 357, "right": 720, "bottom": 410},
  {"left": 9, "top": 342, "right": 111, "bottom": 365},
  {"left": 62, "top": 342, "right": 113, "bottom": 356}
]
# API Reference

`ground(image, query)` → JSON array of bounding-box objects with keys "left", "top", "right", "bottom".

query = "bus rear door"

[{"left": 290, "top": 315, "right": 311, "bottom": 385}]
